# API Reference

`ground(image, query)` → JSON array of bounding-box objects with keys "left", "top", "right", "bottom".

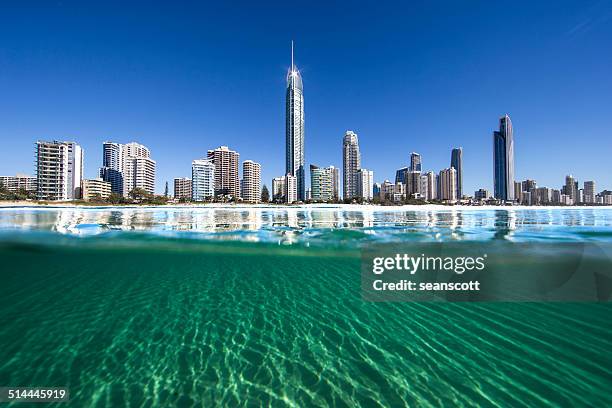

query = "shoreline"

[{"left": 0, "top": 200, "right": 611, "bottom": 211}]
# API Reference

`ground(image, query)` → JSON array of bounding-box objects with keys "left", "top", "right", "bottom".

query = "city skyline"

[{"left": 1, "top": 2, "right": 611, "bottom": 195}]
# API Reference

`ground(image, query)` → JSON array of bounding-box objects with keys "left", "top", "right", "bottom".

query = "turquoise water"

[{"left": 0, "top": 206, "right": 611, "bottom": 406}]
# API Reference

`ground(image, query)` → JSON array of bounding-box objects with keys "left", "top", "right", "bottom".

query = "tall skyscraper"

[
  {"left": 343, "top": 130, "right": 361, "bottom": 199},
  {"left": 493, "top": 114, "right": 515, "bottom": 201},
  {"left": 356, "top": 169, "right": 374, "bottom": 200},
  {"left": 191, "top": 159, "right": 215, "bottom": 201},
  {"left": 409, "top": 152, "right": 422, "bottom": 172},
  {"left": 330, "top": 166, "right": 340, "bottom": 201},
  {"left": 242, "top": 160, "right": 261, "bottom": 203},
  {"left": 99, "top": 142, "right": 124, "bottom": 194},
  {"left": 123, "top": 142, "right": 156, "bottom": 196},
  {"left": 450, "top": 147, "right": 463, "bottom": 199},
  {"left": 35, "top": 140, "right": 83, "bottom": 200},
  {"left": 207, "top": 146, "right": 240, "bottom": 199},
  {"left": 286, "top": 42, "right": 305, "bottom": 201},
  {"left": 439, "top": 167, "right": 457, "bottom": 201}
]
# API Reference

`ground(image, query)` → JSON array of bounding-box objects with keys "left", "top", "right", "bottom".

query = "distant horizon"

[{"left": 1, "top": 1, "right": 611, "bottom": 194}]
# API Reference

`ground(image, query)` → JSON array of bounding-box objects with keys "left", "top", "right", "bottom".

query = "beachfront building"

[
  {"left": 123, "top": 142, "right": 156, "bottom": 196},
  {"left": 356, "top": 169, "right": 374, "bottom": 201},
  {"left": 421, "top": 171, "right": 437, "bottom": 201},
  {"left": 99, "top": 142, "right": 124, "bottom": 195},
  {"left": 310, "top": 164, "right": 334, "bottom": 202},
  {"left": 439, "top": 167, "right": 457, "bottom": 202},
  {"left": 82, "top": 178, "right": 111, "bottom": 201},
  {"left": 343, "top": 130, "right": 361, "bottom": 199},
  {"left": 242, "top": 160, "right": 261, "bottom": 203},
  {"left": 35, "top": 140, "right": 83, "bottom": 201},
  {"left": 0, "top": 174, "right": 36, "bottom": 193},
  {"left": 207, "top": 146, "right": 240, "bottom": 199},
  {"left": 584, "top": 181, "right": 596, "bottom": 204},
  {"left": 173, "top": 177, "right": 192, "bottom": 200},
  {"left": 191, "top": 159, "right": 215, "bottom": 202}
]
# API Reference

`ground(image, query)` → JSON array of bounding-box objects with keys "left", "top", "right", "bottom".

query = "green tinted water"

[{"left": 1, "top": 238, "right": 611, "bottom": 407}]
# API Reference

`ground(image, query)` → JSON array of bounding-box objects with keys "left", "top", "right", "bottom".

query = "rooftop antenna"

[{"left": 291, "top": 40, "right": 294, "bottom": 72}]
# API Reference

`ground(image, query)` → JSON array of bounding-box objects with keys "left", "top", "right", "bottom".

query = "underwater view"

[{"left": 1, "top": 205, "right": 611, "bottom": 406}]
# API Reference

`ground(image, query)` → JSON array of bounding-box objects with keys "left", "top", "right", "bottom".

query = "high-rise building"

[
  {"left": 493, "top": 114, "right": 515, "bottom": 201},
  {"left": 343, "top": 131, "right": 361, "bottom": 199},
  {"left": 330, "top": 166, "right": 340, "bottom": 201},
  {"left": 173, "top": 177, "right": 192, "bottom": 200},
  {"left": 310, "top": 165, "right": 334, "bottom": 202},
  {"left": 286, "top": 42, "right": 305, "bottom": 201},
  {"left": 450, "top": 147, "right": 463, "bottom": 199},
  {"left": 406, "top": 171, "right": 421, "bottom": 196},
  {"left": 514, "top": 181, "right": 523, "bottom": 204},
  {"left": 584, "top": 181, "right": 596, "bottom": 204},
  {"left": 562, "top": 175, "right": 578, "bottom": 204},
  {"left": 82, "top": 178, "right": 111, "bottom": 201},
  {"left": 35, "top": 140, "right": 83, "bottom": 200},
  {"left": 0, "top": 174, "right": 36, "bottom": 193},
  {"left": 421, "top": 171, "right": 437, "bottom": 201},
  {"left": 521, "top": 179, "right": 537, "bottom": 205},
  {"left": 99, "top": 142, "right": 124, "bottom": 194},
  {"left": 356, "top": 169, "right": 374, "bottom": 200},
  {"left": 409, "top": 152, "right": 422, "bottom": 172},
  {"left": 123, "top": 142, "right": 156, "bottom": 196},
  {"left": 207, "top": 146, "right": 240, "bottom": 199},
  {"left": 439, "top": 167, "right": 457, "bottom": 201},
  {"left": 242, "top": 160, "right": 261, "bottom": 203},
  {"left": 191, "top": 159, "right": 215, "bottom": 201}
]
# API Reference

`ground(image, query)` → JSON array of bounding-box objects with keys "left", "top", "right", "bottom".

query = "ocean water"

[{"left": 0, "top": 206, "right": 611, "bottom": 407}]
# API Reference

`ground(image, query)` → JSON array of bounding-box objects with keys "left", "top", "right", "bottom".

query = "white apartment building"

[
  {"left": 192, "top": 159, "right": 215, "bottom": 201},
  {"left": 82, "top": 178, "right": 112, "bottom": 201},
  {"left": 0, "top": 174, "right": 36, "bottom": 193},
  {"left": 123, "top": 142, "right": 156, "bottom": 196},
  {"left": 35, "top": 140, "right": 83, "bottom": 200},
  {"left": 356, "top": 169, "right": 374, "bottom": 201}
]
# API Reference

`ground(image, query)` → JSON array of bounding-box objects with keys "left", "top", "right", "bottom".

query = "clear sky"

[{"left": 1, "top": 1, "right": 611, "bottom": 195}]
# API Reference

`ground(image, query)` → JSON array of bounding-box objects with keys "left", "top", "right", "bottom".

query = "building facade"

[
  {"left": 493, "top": 114, "right": 515, "bottom": 201},
  {"left": 343, "top": 130, "right": 361, "bottom": 199}
]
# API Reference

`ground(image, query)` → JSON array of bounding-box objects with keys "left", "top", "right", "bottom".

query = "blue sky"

[{"left": 1, "top": 1, "right": 611, "bottom": 195}]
